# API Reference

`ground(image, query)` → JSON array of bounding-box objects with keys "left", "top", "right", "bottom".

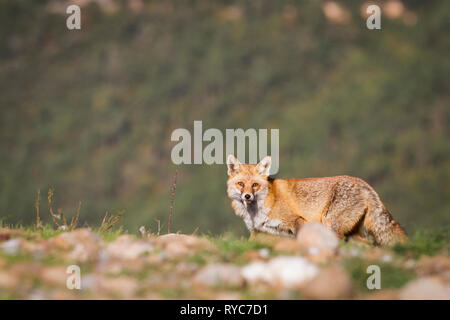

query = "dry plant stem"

[
  {"left": 35, "top": 189, "right": 42, "bottom": 229},
  {"left": 57, "top": 208, "right": 68, "bottom": 227},
  {"left": 99, "top": 211, "right": 123, "bottom": 233},
  {"left": 168, "top": 169, "right": 178, "bottom": 234},
  {"left": 101, "top": 211, "right": 108, "bottom": 227},
  {"left": 48, "top": 189, "right": 61, "bottom": 228},
  {"left": 68, "top": 201, "right": 81, "bottom": 230},
  {"left": 154, "top": 219, "right": 161, "bottom": 236}
]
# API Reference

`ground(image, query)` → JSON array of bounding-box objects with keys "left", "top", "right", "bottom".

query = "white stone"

[
  {"left": 241, "top": 256, "right": 319, "bottom": 288},
  {"left": 1, "top": 239, "right": 21, "bottom": 255}
]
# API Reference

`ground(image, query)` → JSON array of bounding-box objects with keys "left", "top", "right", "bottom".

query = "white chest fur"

[{"left": 232, "top": 199, "right": 292, "bottom": 237}]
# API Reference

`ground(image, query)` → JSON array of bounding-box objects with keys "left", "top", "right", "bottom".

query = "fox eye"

[
  {"left": 252, "top": 183, "right": 259, "bottom": 188},
  {"left": 237, "top": 182, "right": 244, "bottom": 187}
]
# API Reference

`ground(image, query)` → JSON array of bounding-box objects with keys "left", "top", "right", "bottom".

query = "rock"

[
  {"left": 194, "top": 263, "right": 244, "bottom": 288},
  {"left": 100, "top": 261, "right": 123, "bottom": 275},
  {"left": 28, "top": 289, "right": 47, "bottom": 300},
  {"left": 258, "top": 248, "right": 271, "bottom": 259},
  {"left": 81, "top": 273, "right": 139, "bottom": 299},
  {"left": 301, "top": 267, "right": 354, "bottom": 299},
  {"left": 361, "top": 247, "right": 390, "bottom": 261},
  {"left": 81, "top": 274, "right": 99, "bottom": 291},
  {"left": 242, "top": 249, "right": 271, "bottom": 261},
  {"left": 399, "top": 277, "right": 450, "bottom": 300},
  {"left": 1, "top": 238, "right": 22, "bottom": 255},
  {"left": 215, "top": 292, "right": 242, "bottom": 300},
  {"left": 47, "top": 291, "right": 79, "bottom": 300},
  {"left": 40, "top": 266, "right": 68, "bottom": 287},
  {"left": 155, "top": 233, "right": 212, "bottom": 258},
  {"left": 0, "top": 236, "right": 45, "bottom": 258},
  {"left": 146, "top": 253, "right": 166, "bottom": 264},
  {"left": 9, "top": 262, "right": 42, "bottom": 278},
  {"left": 242, "top": 250, "right": 263, "bottom": 261},
  {"left": 404, "top": 259, "right": 416, "bottom": 269},
  {"left": 98, "top": 276, "right": 139, "bottom": 298},
  {"left": 21, "top": 239, "right": 47, "bottom": 259},
  {"left": 365, "top": 289, "right": 398, "bottom": 300},
  {"left": 417, "top": 256, "right": 450, "bottom": 278},
  {"left": 241, "top": 256, "right": 319, "bottom": 288},
  {"left": 175, "top": 262, "right": 199, "bottom": 275},
  {"left": 139, "top": 226, "right": 146, "bottom": 237},
  {"left": 156, "top": 233, "right": 210, "bottom": 248},
  {"left": 241, "top": 261, "right": 267, "bottom": 283},
  {"left": 0, "top": 271, "right": 19, "bottom": 290},
  {"left": 105, "top": 235, "right": 154, "bottom": 260},
  {"left": 49, "top": 228, "right": 101, "bottom": 262},
  {"left": 142, "top": 292, "right": 163, "bottom": 300},
  {"left": 165, "top": 241, "right": 192, "bottom": 257},
  {"left": 296, "top": 223, "right": 339, "bottom": 262},
  {"left": 49, "top": 234, "right": 71, "bottom": 250},
  {"left": 273, "top": 238, "right": 300, "bottom": 253}
]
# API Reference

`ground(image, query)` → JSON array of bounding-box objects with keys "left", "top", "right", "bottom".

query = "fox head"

[{"left": 226, "top": 154, "right": 272, "bottom": 204}]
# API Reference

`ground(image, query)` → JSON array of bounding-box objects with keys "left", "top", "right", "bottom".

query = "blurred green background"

[{"left": 0, "top": 0, "right": 448, "bottom": 236}]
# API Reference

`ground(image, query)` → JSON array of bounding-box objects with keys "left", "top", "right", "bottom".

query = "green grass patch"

[
  {"left": 109, "top": 268, "right": 150, "bottom": 281},
  {"left": 210, "top": 234, "right": 271, "bottom": 265},
  {"left": 22, "top": 224, "right": 64, "bottom": 239},
  {"left": 158, "top": 288, "right": 184, "bottom": 299},
  {"left": 213, "top": 234, "right": 270, "bottom": 255},
  {"left": 0, "top": 251, "right": 65, "bottom": 266},
  {"left": 187, "top": 251, "right": 210, "bottom": 265},
  {"left": 342, "top": 257, "right": 415, "bottom": 292},
  {"left": 393, "top": 229, "right": 449, "bottom": 258},
  {"left": 97, "top": 227, "right": 125, "bottom": 242}
]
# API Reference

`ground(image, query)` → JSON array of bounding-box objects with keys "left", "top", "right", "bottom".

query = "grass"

[
  {"left": 184, "top": 234, "right": 271, "bottom": 266},
  {"left": 393, "top": 229, "right": 449, "bottom": 258},
  {"left": 210, "top": 234, "right": 272, "bottom": 265},
  {"left": 0, "top": 251, "right": 64, "bottom": 266},
  {"left": 187, "top": 251, "right": 209, "bottom": 265},
  {"left": 213, "top": 234, "right": 270, "bottom": 255},
  {"left": 341, "top": 228, "right": 449, "bottom": 294},
  {"left": 22, "top": 224, "right": 64, "bottom": 239},
  {"left": 96, "top": 227, "right": 125, "bottom": 242},
  {"left": 342, "top": 257, "right": 416, "bottom": 292}
]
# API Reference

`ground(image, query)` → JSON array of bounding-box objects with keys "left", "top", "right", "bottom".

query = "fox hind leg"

[
  {"left": 322, "top": 180, "right": 407, "bottom": 246},
  {"left": 322, "top": 205, "right": 367, "bottom": 239},
  {"left": 321, "top": 185, "right": 368, "bottom": 239}
]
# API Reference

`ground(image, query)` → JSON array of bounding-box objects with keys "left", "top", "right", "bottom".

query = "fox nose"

[{"left": 244, "top": 194, "right": 251, "bottom": 200}]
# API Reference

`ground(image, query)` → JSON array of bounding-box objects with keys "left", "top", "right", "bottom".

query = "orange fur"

[{"left": 226, "top": 155, "right": 407, "bottom": 245}]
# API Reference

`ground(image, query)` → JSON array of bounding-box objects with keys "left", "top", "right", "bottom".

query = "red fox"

[{"left": 226, "top": 155, "right": 407, "bottom": 245}]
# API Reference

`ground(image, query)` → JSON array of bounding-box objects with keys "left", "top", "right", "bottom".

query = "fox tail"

[{"left": 363, "top": 187, "right": 407, "bottom": 246}]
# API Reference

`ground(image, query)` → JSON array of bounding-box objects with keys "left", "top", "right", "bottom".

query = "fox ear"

[
  {"left": 256, "top": 156, "right": 271, "bottom": 177},
  {"left": 227, "top": 154, "right": 241, "bottom": 176}
]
